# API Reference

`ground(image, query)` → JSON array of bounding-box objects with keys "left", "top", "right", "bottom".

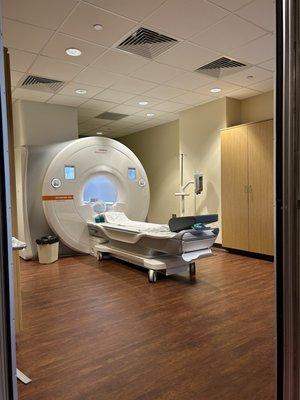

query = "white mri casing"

[
  {"left": 16, "top": 136, "right": 149, "bottom": 258},
  {"left": 42, "top": 137, "right": 150, "bottom": 254}
]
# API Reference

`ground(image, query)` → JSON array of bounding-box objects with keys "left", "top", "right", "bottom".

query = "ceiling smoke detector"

[
  {"left": 18, "top": 75, "right": 65, "bottom": 93},
  {"left": 195, "top": 57, "right": 249, "bottom": 79},
  {"left": 117, "top": 27, "right": 178, "bottom": 59}
]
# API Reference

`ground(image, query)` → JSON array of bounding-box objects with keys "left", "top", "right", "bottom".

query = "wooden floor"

[{"left": 17, "top": 251, "right": 275, "bottom": 400}]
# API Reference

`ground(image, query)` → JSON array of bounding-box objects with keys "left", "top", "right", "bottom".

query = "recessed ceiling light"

[
  {"left": 75, "top": 89, "right": 87, "bottom": 95},
  {"left": 65, "top": 48, "right": 82, "bottom": 57},
  {"left": 139, "top": 101, "right": 148, "bottom": 106},
  {"left": 93, "top": 24, "right": 104, "bottom": 31},
  {"left": 210, "top": 88, "right": 222, "bottom": 93},
  {"left": 146, "top": 113, "right": 155, "bottom": 117},
  {"left": 96, "top": 132, "right": 103, "bottom": 135}
]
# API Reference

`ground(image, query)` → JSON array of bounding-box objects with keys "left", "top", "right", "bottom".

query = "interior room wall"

[
  {"left": 226, "top": 97, "right": 241, "bottom": 127},
  {"left": 117, "top": 92, "right": 274, "bottom": 243},
  {"left": 13, "top": 99, "right": 78, "bottom": 147},
  {"left": 240, "top": 91, "right": 274, "bottom": 124},
  {"left": 179, "top": 98, "right": 227, "bottom": 243},
  {"left": 119, "top": 121, "right": 180, "bottom": 224}
]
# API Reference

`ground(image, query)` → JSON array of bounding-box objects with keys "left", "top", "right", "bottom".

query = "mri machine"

[{"left": 16, "top": 136, "right": 218, "bottom": 282}]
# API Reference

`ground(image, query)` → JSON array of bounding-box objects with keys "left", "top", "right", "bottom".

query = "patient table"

[{"left": 88, "top": 212, "right": 219, "bottom": 282}]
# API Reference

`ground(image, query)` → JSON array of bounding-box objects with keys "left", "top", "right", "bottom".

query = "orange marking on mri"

[{"left": 42, "top": 195, "right": 74, "bottom": 201}]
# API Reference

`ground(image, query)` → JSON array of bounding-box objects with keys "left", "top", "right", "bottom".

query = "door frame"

[
  {"left": 0, "top": 9, "right": 18, "bottom": 400},
  {"left": 276, "top": 0, "right": 300, "bottom": 398}
]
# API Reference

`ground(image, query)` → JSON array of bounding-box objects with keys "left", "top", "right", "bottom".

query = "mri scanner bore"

[{"left": 16, "top": 136, "right": 218, "bottom": 282}]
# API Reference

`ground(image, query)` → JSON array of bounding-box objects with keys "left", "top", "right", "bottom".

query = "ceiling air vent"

[
  {"left": 96, "top": 112, "right": 129, "bottom": 121},
  {"left": 19, "top": 75, "right": 65, "bottom": 93},
  {"left": 195, "top": 57, "right": 248, "bottom": 78},
  {"left": 117, "top": 27, "right": 178, "bottom": 59}
]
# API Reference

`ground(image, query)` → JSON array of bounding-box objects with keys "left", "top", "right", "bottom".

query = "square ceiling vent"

[
  {"left": 117, "top": 27, "right": 178, "bottom": 59},
  {"left": 18, "top": 75, "right": 65, "bottom": 93},
  {"left": 195, "top": 57, "right": 249, "bottom": 78},
  {"left": 96, "top": 112, "right": 128, "bottom": 121}
]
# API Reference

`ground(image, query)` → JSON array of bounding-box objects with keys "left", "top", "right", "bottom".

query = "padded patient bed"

[{"left": 88, "top": 212, "right": 219, "bottom": 282}]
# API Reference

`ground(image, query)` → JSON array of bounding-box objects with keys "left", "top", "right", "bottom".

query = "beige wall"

[
  {"left": 179, "top": 98, "right": 227, "bottom": 243},
  {"left": 240, "top": 91, "right": 274, "bottom": 124},
  {"left": 118, "top": 92, "right": 274, "bottom": 243},
  {"left": 120, "top": 121, "right": 180, "bottom": 224},
  {"left": 13, "top": 100, "right": 78, "bottom": 147}
]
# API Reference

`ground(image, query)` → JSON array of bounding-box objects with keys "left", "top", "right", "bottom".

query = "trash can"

[{"left": 36, "top": 236, "right": 59, "bottom": 264}]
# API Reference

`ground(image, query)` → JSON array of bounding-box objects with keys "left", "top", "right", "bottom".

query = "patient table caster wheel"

[
  {"left": 148, "top": 269, "right": 157, "bottom": 283},
  {"left": 96, "top": 252, "right": 103, "bottom": 262},
  {"left": 189, "top": 263, "right": 196, "bottom": 277}
]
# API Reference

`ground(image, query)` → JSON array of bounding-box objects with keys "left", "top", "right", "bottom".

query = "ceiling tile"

[
  {"left": 8, "top": 49, "right": 37, "bottom": 72},
  {"left": 144, "top": 85, "right": 186, "bottom": 100},
  {"left": 166, "top": 72, "right": 215, "bottom": 90},
  {"left": 74, "top": 66, "right": 122, "bottom": 88},
  {"left": 42, "top": 33, "right": 106, "bottom": 66},
  {"left": 109, "top": 104, "right": 141, "bottom": 115},
  {"left": 91, "top": 49, "right": 149, "bottom": 75},
  {"left": 156, "top": 42, "right": 219, "bottom": 71},
  {"left": 207, "top": 0, "right": 254, "bottom": 12},
  {"left": 120, "top": 114, "right": 149, "bottom": 124},
  {"left": 224, "top": 66, "right": 273, "bottom": 86},
  {"left": 110, "top": 77, "right": 157, "bottom": 94},
  {"left": 237, "top": 0, "right": 275, "bottom": 32},
  {"left": 191, "top": 14, "right": 265, "bottom": 53},
  {"left": 135, "top": 109, "right": 166, "bottom": 118},
  {"left": 108, "top": 119, "right": 137, "bottom": 129},
  {"left": 144, "top": 0, "right": 228, "bottom": 39},
  {"left": 94, "top": 89, "right": 135, "bottom": 103},
  {"left": 3, "top": 19, "right": 53, "bottom": 53},
  {"left": 229, "top": 34, "right": 275, "bottom": 64},
  {"left": 195, "top": 80, "right": 242, "bottom": 95},
  {"left": 78, "top": 107, "right": 100, "bottom": 119},
  {"left": 227, "top": 87, "right": 261, "bottom": 99},
  {"left": 130, "top": 62, "right": 181, "bottom": 84},
  {"left": 29, "top": 56, "right": 84, "bottom": 81},
  {"left": 172, "top": 92, "right": 212, "bottom": 105},
  {"left": 79, "top": 99, "right": 117, "bottom": 111},
  {"left": 3, "top": 0, "right": 78, "bottom": 30},
  {"left": 124, "top": 96, "right": 162, "bottom": 107},
  {"left": 152, "top": 101, "right": 188, "bottom": 112},
  {"left": 12, "top": 88, "right": 53, "bottom": 102},
  {"left": 58, "top": 82, "right": 102, "bottom": 98},
  {"left": 79, "top": 118, "right": 111, "bottom": 130},
  {"left": 248, "top": 78, "right": 274, "bottom": 92},
  {"left": 60, "top": 3, "right": 137, "bottom": 47},
  {"left": 259, "top": 58, "right": 275, "bottom": 72},
  {"left": 84, "top": 0, "right": 166, "bottom": 21},
  {"left": 47, "top": 94, "right": 87, "bottom": 106},
  {"left": 10, "top": 70, "right": 25, "bottom": 86}
]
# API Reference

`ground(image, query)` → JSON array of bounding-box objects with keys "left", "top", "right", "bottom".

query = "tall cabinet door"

[
  {"left": 248, "top": 120, "right": 274, "bottom": 255},
  {"left": 221, "top": 126, "right": 249, "bottom": 250}
]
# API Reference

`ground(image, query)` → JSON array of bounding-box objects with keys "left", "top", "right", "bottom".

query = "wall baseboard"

[{"left": 213, "top": 244, "right": 274, "bottom": 262}]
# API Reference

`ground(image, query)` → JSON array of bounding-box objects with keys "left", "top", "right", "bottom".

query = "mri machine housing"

[{"left": 15, "top": 137, "right": 150, "bottom": 259}]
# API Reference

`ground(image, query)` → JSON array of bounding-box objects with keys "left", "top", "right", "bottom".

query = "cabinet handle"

[
  {"left": 244, "top": 185, "right": 249, "bottom": 193},
  {"left": 249, "top": 185, "right": 253, "bottom": 193}
]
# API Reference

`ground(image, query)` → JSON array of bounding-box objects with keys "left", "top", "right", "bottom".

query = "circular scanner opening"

[{"left": 83, "top": 176, "right": 118, "bottom": 210}]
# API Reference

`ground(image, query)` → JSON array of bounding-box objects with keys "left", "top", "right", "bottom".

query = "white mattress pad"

[{"left": 102, "top": 211, "right": 170, "bottom": 234}]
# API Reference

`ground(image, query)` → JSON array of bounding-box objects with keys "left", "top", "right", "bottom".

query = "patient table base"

[{"left": 94, "top": 243, "right": 212, "bottom": 283}]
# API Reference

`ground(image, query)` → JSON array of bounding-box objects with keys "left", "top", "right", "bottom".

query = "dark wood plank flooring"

[{"left": 17, "top": 251, "right": 275, "bottom": 400}]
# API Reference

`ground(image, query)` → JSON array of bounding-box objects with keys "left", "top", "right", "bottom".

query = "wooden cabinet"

[{"left": 221, "top": 120, "right": 274, "bottom": 256}]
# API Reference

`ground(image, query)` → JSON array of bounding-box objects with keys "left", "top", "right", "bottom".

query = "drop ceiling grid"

[{"left": 4, "top": 0, "right": 275, "bottom": 137}]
